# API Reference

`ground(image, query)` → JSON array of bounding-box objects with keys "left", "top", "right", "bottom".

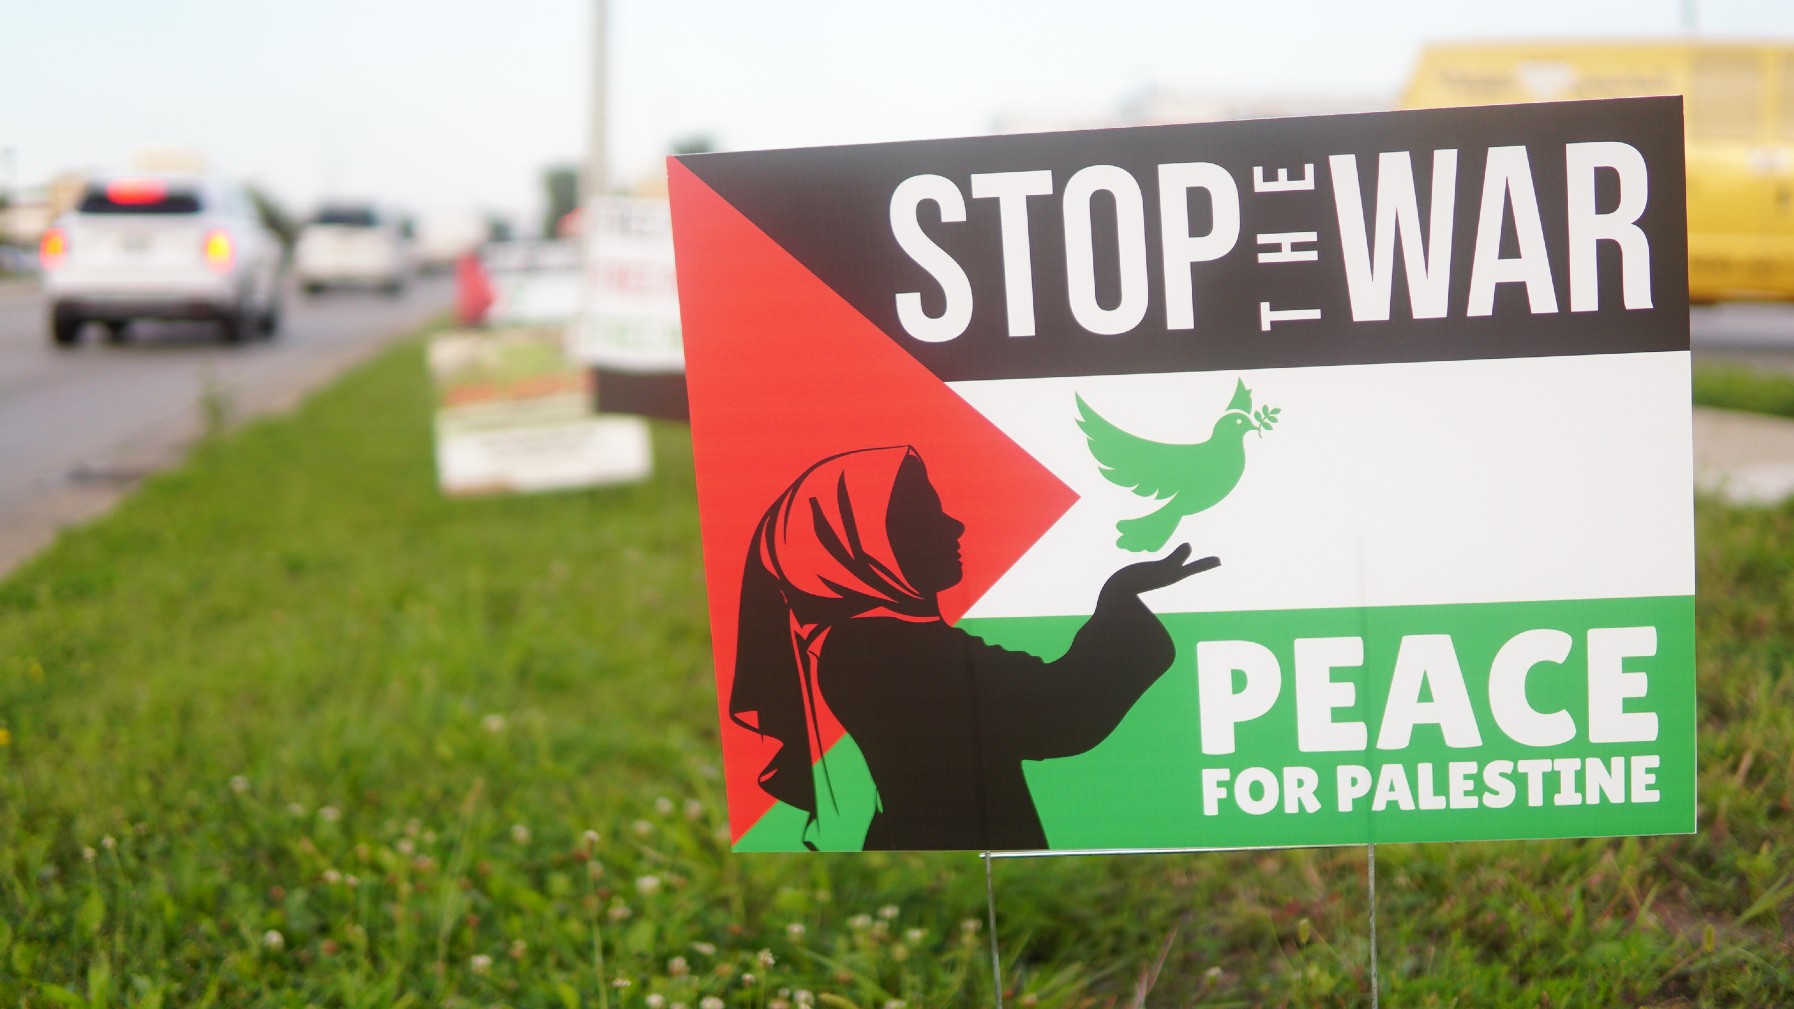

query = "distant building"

[{"left": 1, "top": 185, "right": 57, "bottom": 246}]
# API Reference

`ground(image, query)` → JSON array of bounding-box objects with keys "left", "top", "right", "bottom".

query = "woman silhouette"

[{"left": 731, "top": 446, "right": 1216, "bottom": 850}]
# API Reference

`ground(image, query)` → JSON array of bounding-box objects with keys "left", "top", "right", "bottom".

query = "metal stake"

[
  {"left": 1368, "top": 844, "right": 1380, "bottom": 1009},
  {"left": 983, "top": 851, "right": 1005, "bottom": 1009}
]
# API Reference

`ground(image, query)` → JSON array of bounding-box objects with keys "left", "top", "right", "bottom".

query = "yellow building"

[{"left": 1404, "top": 40, "right": 1794, "bottom": 301}]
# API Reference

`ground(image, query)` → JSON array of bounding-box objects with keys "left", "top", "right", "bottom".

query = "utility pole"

[{"left": 585, "top": 0, "right": 609, "bottom": 200}]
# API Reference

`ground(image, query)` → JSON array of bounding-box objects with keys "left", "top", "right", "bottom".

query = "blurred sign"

[
  {"left": 428, "top": 326, "right": 650, "bottom": 495},
  {"left": 572, "top": 195, "right": 688, "bottom": 420},
  {"left": 572, "top": 195, "right": 683, "bottom": 371},
  {"left": 481, "top": 240, "right": 582, "bottom": 325},
  {"left": 669, "top": 98, "right": 1694, "bottom": 853}
]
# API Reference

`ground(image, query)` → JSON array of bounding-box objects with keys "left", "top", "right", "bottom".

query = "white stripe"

[{"left": 950, "top": 352, "right": 1693, "bottom": 619}]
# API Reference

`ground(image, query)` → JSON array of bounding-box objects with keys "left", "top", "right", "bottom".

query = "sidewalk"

[{"left": 1694, "top": 406, "right": 1794, "bottom": 504}]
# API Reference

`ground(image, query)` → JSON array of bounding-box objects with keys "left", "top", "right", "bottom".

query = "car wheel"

[
  {"left": 103, "top": 321, "right": 131, "bottom": 345},
  {"left": 259, "top": 301, "right": 282, "bottom": 339},
  {"left": 51, "top": 306, "right": 82, "bottom": 348}
]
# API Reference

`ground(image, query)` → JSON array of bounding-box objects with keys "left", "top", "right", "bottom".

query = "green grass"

[
  {"left": 1, "top": 336, "right": 1790, "bottom": 1008},
  {"left": 1694, "top": 363, "right": 1794, "bottom": 419}
]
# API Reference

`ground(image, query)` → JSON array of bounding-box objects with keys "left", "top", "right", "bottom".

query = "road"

[
  {"left": 1690, "top": 302, "right": 1794, "bottom": 370},
  {"left": 0, "top": 276, "right": 451, "bottom": 574}
]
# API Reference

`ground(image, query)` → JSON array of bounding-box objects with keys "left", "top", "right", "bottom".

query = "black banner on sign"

[{"left": 678, "top": 98, "right": 1686, "bottom": 383}]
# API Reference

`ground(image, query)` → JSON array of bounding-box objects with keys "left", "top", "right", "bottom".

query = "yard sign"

[{"left": 669, "top": 98, "right": 1695, "bottom": 853}]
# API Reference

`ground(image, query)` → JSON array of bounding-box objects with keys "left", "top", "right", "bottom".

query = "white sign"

[
  {"left": 483, "top": 240, "right": 583, "bottom": 325},
  {"left": 429, "top": 327, "right": 651, "bottom": 495},
  {"left": 572, "top": 195, "right": 684, "bottom": 372}
]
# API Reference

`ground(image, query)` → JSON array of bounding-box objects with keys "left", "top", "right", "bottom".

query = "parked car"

[
  {"left": 40, "top": 174, "right": 285, "bottom": 347},
  {"left": 293, "top": 203, "right": 413, "bottom": 294}
]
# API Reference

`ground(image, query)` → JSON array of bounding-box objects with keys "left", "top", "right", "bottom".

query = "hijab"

[{"left": 731, "top": 447, "right": 941, "bottom": 830}]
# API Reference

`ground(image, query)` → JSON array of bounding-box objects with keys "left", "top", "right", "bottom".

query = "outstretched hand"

[{"left": 1102, "top": 543, "right": 1221, "bottom": 598}]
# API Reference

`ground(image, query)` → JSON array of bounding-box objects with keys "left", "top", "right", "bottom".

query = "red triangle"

[{"left": 669, "top": 158, "right": 1078, "bottom": 842}]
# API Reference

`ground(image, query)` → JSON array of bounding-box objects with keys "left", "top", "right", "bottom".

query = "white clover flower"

[
  {"left": 81, "top": 846, "right": 96, "bottom": 862},
  {"left": 482, "top": 713, "right": 507, "bottom": 733},
  {"left": 684, "top": 799, "right": 704, "bottom": 820},
  {"left": 655, "top": 796, "right": 675, "bottom": 816},
  {"left": 510, "top": 823, "right": 531, "bottom": 844},
  {"left": 785, "top": 922, "right": 805, "bottom": 940},
  {"left": 344, "top": 874, "right": 360, "bottom": 888},
  {"left": 700, "top": 997, "right": 724, "bottom": 1009},
  {"left": 794, "top": 990, "right": 815, "bottom": 1007},
  {"left": 263, "top": 930, "right": 285, "bottom": 950},
  {"left": 741, "top": 973, "right": 757, "bottom": 986},
  {"left": 509, "top": 939, "right": 527, "bottom": 959},
  {"left": 668, "top": 955, "right": 689, "bottom": 977},
  {"left": 960, "top": 918, "right": 981, "bottom": 934},
  {"left": 611, "top": 977, "right": 632, "bottom": 988},
  {"left": 229, "top": 775, "right": 250, "bottom": 794},
  {"left": 645, "top": 996, "right": 667, "bottom": 1009},
  {"left": 635, "top": 875, "right": 662, "bottom": 896},
  {"left": 318, "top": 806, "right": 341, "bottom": 823},
  {"left": 885, "top": 1002, "right": 909, "bottom": 1009},
  {"left": 470, "top": 953, "right": 493, "bottom": 975},
  {"left": 878, "top": 904, "right": 899, "bottom": 920},
  {"left": 690, "top": 941, "right": 717, "bottom": 956},
  {"left": 849, "top": 914, "right": 872, "bottom": 930},
  {"left": 904, "top": 927, "right": 925, "bottom": 943},
  {"left": 287, "top": 803, "right": 306, "bottom": 817},
  {"left": 608, "top": 902, "right": 633, "bottom": 922},
  {"left": 631, "top": 819, "right": 653, "bottom": 837},
  {"left": 583, "top": 829, "right": 601, "bottom": 848},
  {"left": 759, "top": 947, "right": 777, "bottom": 967},
  {"left": 101, "top": 835, "right": 116, "bottom": 851},
  {"left": 322, "top": 869, "right": 342, "bottom": 884},
  {"left": 396, "top": 839, "right": 416, "bottom": 856}
]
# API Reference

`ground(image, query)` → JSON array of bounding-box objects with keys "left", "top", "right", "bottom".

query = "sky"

[{"left": 3, "top": 0, "right": 1791, "bottom": 227}]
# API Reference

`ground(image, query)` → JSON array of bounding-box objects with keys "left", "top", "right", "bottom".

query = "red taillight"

[
  {"left": 203, "top": 229, "right": 234, "bottom": 272},
  {"left": 106, "top": 178, "right": 167, "bottom": 206},
  {"left": 40, "top": 228, "right": 68, "bottom": 270}
]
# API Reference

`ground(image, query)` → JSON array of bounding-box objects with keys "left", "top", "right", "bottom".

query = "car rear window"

[
  {"left": 78, "top": 180, "right": 203, "bottom": 215},
  {"left": 313, "top": 207, "right": 379, "bottom": 227}
]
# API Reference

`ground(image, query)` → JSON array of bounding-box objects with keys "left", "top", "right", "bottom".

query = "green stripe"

[{"left": 735, "top": 596, "right": 1695, "bottom": 851}]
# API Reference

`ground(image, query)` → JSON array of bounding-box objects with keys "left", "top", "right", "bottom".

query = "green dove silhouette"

[{"left": 1076, "top": 379, "right": 1281, "bottom": 552}]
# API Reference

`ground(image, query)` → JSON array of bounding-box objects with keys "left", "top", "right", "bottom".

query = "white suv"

[
  {"left": 293, "top": 204, "right": 413, "bottom": 295},
  {"left": 41, "top": 174, "right": 286, "bottom": 347}
]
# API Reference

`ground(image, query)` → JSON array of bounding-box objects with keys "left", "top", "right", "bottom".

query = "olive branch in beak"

[{"left": 1251, "top": 404, "right": 1281, "bottom": 438}]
